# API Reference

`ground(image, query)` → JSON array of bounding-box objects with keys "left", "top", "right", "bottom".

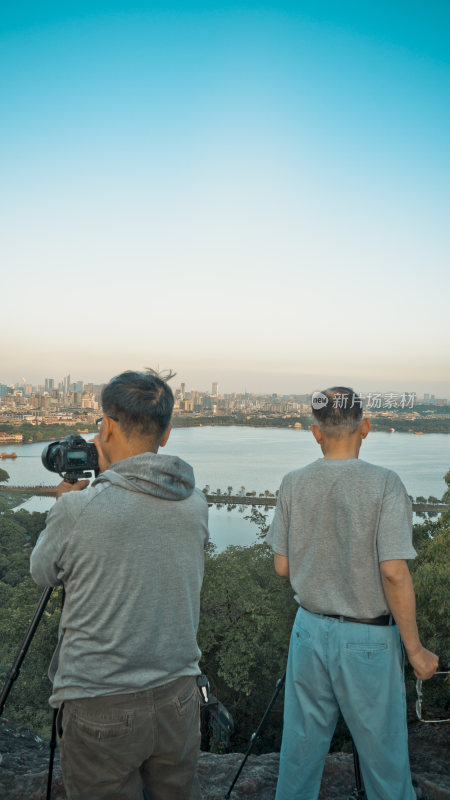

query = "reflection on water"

[
  {"left": 16, "top": 496, "right": 56, "bottom": 513},
  {"left": 15, "top": 495, "right": 275, "bottom": 552}
]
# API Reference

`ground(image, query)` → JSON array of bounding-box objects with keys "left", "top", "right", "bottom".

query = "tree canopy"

[{"left": 0, "top": 474, "right": 448, "bottom": 745}]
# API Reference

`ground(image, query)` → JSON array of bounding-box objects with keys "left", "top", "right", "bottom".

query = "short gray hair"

[{"left": 311, "top": 386, "right": 363, "bottom": 437}]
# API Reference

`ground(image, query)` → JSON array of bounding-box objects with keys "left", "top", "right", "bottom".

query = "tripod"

[
  {"left": 0, "top": 586, "right": 59, "bottom": 800},
  {"left": 225, "top": 672, "right": 366, "bottom": 799}
]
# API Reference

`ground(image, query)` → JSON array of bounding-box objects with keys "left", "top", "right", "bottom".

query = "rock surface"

[{"left": 0, "top": 717, "right": 448, "bottom": 799}]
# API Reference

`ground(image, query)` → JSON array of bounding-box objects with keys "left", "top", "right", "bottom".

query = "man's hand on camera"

[
  {"left": 93, "top": 435, "right": 111, "bottom": 474},
  {"left": 56, "top": 479, "right": 90, "bottom": 499}
]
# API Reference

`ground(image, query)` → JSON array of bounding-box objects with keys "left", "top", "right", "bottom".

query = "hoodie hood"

[{"left": 92, "top": 452, "right": 195, "bottom": 501}]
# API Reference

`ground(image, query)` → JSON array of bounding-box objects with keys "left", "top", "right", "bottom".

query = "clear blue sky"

[{"left": 2, "top": 1, "right": 449, "bottom": 394}]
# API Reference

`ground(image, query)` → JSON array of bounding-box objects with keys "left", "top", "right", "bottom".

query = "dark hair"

[
  {"left": 311, "top": 386, "right": 363, "bottom": 436},
  {"left": 101, "top": 369, "right": 175, "bottom": 442}
]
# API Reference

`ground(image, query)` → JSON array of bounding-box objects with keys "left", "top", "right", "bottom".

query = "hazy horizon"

[
  {"left": 2, "top": 365, "right": 449, "bottom": 399},
  {"left": 2, "top": 2, "right": 449, "bottom": 391}
]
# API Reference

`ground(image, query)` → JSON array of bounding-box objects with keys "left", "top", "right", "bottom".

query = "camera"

[{"left": 42, "top": 434, "right": 99, "bottom": 482}]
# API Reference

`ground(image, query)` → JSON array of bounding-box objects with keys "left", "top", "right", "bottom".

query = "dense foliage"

[
  {"left": 0, "top": 505, "right": 61, "bottom": 734},
  {"left": 198, "top": 543, "right": 297, "bottom": 751},
  {"left": 199, "top": 499, "right": 449, "bottom": 751},
  {"left": 409, "top": 478, "right": 450, "bottom": 721},
  {"left": 0, "top": 476, "right": 448, "bottom": 746}
]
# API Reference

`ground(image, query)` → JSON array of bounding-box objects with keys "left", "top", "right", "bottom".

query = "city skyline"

[
  {"left": 2, "top": 2, "right": 449, "bottom": 392},
  {"left": 1, "top": 370, "right": 449, "bottom": 402}
]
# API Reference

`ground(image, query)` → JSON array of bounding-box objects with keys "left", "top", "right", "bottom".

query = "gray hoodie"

[{"left": 30, "top": 452, "right": 209, "bottom": 707}]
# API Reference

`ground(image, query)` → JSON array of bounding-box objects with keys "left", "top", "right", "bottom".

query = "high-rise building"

[
  {"left": 63, "top": 374, "right": 71, "bottom": 395},
  {"left": 81, "top": 392, "right": 97, "bottom": 409},
  {"left": 180, "top": 382, "right": 186, "bottom": 397},
  {"left": 212, "top": 382, "right": 219, "bottom": 396},
  {"left": 44, "top": 378, "right": 55, "bottom": 393}
]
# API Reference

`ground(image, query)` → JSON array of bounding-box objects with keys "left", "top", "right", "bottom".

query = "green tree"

[
  {"left": 411, "top": 510, "right": 449, "bottom": 660},
  {"left": 0, "top": 507, "right": 59, "bottom": 736},
  {"left": 198, "top": 542, "right": 297, "bottom": 751},
  {"left": 0, "top": 468, "right": 10, "bottom": 483},
  {"left": 442, "top": 470, "right": 450, "bottom": 504},
  {"left": 410, "top": 508, "right": 450, "bottom": 719},
  {"left": 0, "top": 578, "right": 62, "bottom": 734},
  {"left": 1, "top": 478, "right": 448, "bottom": 746},
  {"left": 244, "top": 506, "right": 271, "bottom": 539}
]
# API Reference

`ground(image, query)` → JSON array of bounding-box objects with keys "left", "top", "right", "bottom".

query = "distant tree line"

[
  {"left": 170, "top": 414, "right": 450, "bottom": 434},
  {"left": 2, "top": 411, "right": 450, "bottom": 441},
  {"left": 0, "top": 423, "right": 96, "bottom": 443},
  {"left": 370, "top": 418, "right": 450, "bottom": 434}
]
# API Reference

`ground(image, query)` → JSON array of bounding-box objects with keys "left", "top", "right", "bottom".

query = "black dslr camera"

[{"left": 42, "top": 434, "right": 99, "bottom": 483}]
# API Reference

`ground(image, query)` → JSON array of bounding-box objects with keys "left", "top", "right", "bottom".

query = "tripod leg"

[
  {"left": 47, "top": 707, "right": 58, "bottom": 800},
  {"left": 224, "top": 674, "right": 285, "bottom": 799},
  {"left": 350, "top": 740, "right": 366, "bottom": 799},
  {"left": 0, "top": 586, "right": 54, "bottom": 717}
]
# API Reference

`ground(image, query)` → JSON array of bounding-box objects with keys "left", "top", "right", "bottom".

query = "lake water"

[{"left": 1, "top": 427, "right": 448, "bottom": 550}]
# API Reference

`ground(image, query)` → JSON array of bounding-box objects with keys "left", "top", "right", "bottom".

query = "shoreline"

[
  {"left": 0, "top": 486, "right": 448, "bottom": 515},
  {"left": 0, "top": 418, "right": 449, "bottom": 444}
]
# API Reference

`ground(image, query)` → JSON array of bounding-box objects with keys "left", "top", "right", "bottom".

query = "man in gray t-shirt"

[{"left": 268, "top": 386, "right": 438, "bottom": 800}]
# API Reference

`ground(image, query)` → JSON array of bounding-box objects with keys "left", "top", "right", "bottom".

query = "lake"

[{"left": 1, "top": 427, "right": 448, "bottom": 550}]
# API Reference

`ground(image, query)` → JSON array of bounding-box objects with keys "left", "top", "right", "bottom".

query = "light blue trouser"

[{"left": 276, "top": 607, "right": 416, "bottom": 800}]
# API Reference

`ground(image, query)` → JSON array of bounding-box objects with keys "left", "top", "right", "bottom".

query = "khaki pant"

[{"left": 56, "top": 676, "right": 202, "bottom": 800}]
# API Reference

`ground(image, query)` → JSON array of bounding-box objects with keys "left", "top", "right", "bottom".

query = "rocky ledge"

[{"left": 0, "top": 717, "right": 448, "bottom": 799}]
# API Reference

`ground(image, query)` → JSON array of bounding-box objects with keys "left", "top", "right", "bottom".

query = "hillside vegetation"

[{"left": 0, "top": 475, "right": 448, "bottom": 748}]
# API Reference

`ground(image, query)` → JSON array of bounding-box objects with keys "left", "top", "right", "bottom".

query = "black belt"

[{"left": 302, "top": 607, "right": 394, "bottom": 626}]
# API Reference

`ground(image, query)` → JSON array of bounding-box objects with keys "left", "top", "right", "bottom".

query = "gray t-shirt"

[{"left": 267, "top": 458, "right": 416, "bottom": 618}]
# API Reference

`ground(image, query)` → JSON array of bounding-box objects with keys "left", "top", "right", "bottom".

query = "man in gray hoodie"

[{"left": 31, "top": 369, "right": 209, "bottom": 800}]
